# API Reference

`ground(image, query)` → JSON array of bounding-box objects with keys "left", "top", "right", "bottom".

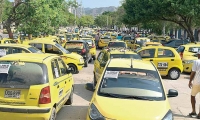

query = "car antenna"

[{"left": 130, "top": 58, "right": 133, "bottom": 68}]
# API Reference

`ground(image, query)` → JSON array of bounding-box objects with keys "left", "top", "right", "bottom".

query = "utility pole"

[{"left": 107, "top": 16, "right": 108, "bottom": 29}]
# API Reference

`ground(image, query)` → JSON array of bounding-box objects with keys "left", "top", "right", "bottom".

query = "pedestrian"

[
  {"left": 95, "top": 33, "right": 100, "bottom": 47},
  {"left": 188, "top": 50, "right": 200, "bottom": 118}
]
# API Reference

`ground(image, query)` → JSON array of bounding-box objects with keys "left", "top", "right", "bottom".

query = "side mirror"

[
  {"left": 85, "top": 83, "right": 94, "bottom": 92},
  {"left": 167, "top": 89, "right": 178, "bottom": 98},
  {"left": 100, "top": 62, "right": 106, "bottom": 67}
]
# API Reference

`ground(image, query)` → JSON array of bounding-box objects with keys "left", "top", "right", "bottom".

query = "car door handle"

[
  {"left": 65, "top": 81, "right": 67, "bottom": 84},
  {"left": 57, "top": 85, "right": 59, "bottom": 88},
  {"left": 171, "top": 59, "right": 174, "bottom": 61},
  {"left": 150, "top": 59, "right": 153, "bottom": 61}
]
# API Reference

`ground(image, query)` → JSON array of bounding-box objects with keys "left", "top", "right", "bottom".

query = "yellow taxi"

[
  {"left": 152, "top": 36, "right": 171, "bottom": 41},
  {"left": 87, "top": 58, "right": 178, "bottom": 120},
  {"left": 72, "top": 33, "right": 80, "bottom": 40},
  {"left": 0, "top": 38, "right": 17, "bottom": 44},
  {"left": 80, "top": 38, "right": 96, "bottom": 60},
  {"left": 137, "top": 46, "right": 183, "bottom": 80},
  {"left": 0, "top": 44, "right": 43, "bottom": 57},
  {"left": 66, "top": 33, "right": 73, "bottom": 41},
  {"left": 122, "top": 35, "right": 134, "bottom": 49},
  {"left": 176, "top": 44, "right": 200, "bottom": 59},
  {"left": 27, "top": 40, "right": 84, "bottom": 74},
  {"left": 104, "top": 32, "right": 117, "bottom": 39},
  {"left": 98, "top": 36, "right": 112, "bottom": 48},
  {"left": 145, "top": 42, "right": 162, "bottom": 46},
  {"left": 182, "top": 54, "right": 198, "bottom": 73},
  {"left": 93, "top": 48, "right": 141, "bottom": 86},
  {"left": 0, "top": 53, "right": 74, "bottom": 120}
]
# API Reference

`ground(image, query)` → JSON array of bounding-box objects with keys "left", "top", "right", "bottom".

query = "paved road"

[{"left": 56, "top": 50, "right": 199, "bottom": 120}]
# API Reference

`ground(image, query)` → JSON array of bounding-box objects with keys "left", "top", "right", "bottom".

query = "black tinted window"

[
  {"left": 108, "top": 42, "right": 126, "bottom": 48},
  {"left": 177, "top": 46, "right": 185, "bottom": 52},
  {"left": 0, "top": 62, "right": 48, "bottom": 88},
  {"left": 30, "top": 43, "right": 42, "bottom": 50}
]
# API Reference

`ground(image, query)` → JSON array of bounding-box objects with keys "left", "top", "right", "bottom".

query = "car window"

[
  {"left": 0, "top": 61, "right": 48, "bottom": 88},
  {"left": 65, "top": 42, "right": 84, "bottom": 49},
  {"left": 175, "top": 40, "right": 183, "bottom": 46},
  {"left": 28, "top": 47, "right": 43, "bottom": 53},
  {"left": 45, "top": 44, "right": 61, "bottom": 54},
  {"left": 158, "top": 48, "right": 174, "bottom": 57},
  {"left": 124, "top": 37, "right": 132, "bottom": 40},
  {"left": 51, "top": 59, "right": 61, "bottom": 79},
  {"left": 138, "top": 49, "right": 155, "bottom": 58},
  {"left": 108, "top": 42, "right": 126, "bottom": 48},
  {"left": 29, "top": 43, "right": 42, "bottom": 50},
  {"left": 11, "top": 48, "right": 29, "bottom": 54},
  {"left": 97, "top": 52, "right": 104, "bottom": 62},
  {"left": 188, "top": 47, "right": 200, "bottom": 53},
  {"left": 58, "top": 58, "right": 67, "bottom": 76},
  {"left": 177, "top": 46, "right": 185, "bottom": 52},
  {"left": 110, "top": 54, "right": 141, "bottom": 59},
  {"left": 55, "top": 43, "right": 70, "bottom": 54},
  {"left": 98, "top": 67, "right": 165, "bottom": 101}
]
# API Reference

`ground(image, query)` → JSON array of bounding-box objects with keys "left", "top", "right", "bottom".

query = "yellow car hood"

[{"left": 93, "top": 96, "right": 170, "bottom": 120}]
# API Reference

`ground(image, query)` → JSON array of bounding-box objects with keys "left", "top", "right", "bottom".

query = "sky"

[{"left": 75, "top": 0, "right": 121, "bottom": 8}]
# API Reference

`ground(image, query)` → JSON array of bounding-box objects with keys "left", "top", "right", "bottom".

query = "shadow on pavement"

[
  {"left": 74, "top": 83, "right": 93, "bottom": 102},
  {"left": 173, "top": 113, "right": 190, "bottom": 118},
  {"left": 57, "top": 105, "right": 88, "bottom": 120}
]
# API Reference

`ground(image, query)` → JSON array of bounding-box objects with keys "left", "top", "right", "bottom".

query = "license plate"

[{"left": 4, "top": 90, "right": 21, "bottom": 99}]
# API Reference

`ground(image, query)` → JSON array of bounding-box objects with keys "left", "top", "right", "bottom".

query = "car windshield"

[
  {"left": 83, "top": 40, "right": 93, "bottom": 46},
  {"left": 65, "top": 42, "right": 84, "bottom": 49},
  {"left": 0, "top": 61, "right": 48, "bottom": 89},
  {"left": 108, "top": 42, "right": 126, "bottom": 48},
  {"left": 110, "top": 54, "right": 141, "bottom": 59},
  {"left": 55, "top": 43, "right": 70, "bottom": 54},
  {"left": 98, "top": 68, "right": 165, "bottom": 101},
  {"left": 28, "top": 47, "right": 43, "bottom": 53}
]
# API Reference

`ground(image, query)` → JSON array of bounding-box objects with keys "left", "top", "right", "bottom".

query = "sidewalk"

[{"left": 163, "top": 73, "right": 199, "bottom": 120}]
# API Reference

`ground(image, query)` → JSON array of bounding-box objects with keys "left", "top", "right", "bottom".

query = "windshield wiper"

[
  {"left": 100, "top": 92, "right": 120, "bottom": 98},
  {"left": 123, "top": 95, "right": 155, "bottom": 101}
]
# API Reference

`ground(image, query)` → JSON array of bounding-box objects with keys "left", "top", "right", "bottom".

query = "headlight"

[
  {"left": 184, "top": 60, "right": 194, "bottom": 64},
  {"left": 162, "top": 110, "right": 173, "bottom": 120},
  {"left": 79, "top": 58, "right": 84, "bottom": 63},
  {"left": 89, "top": 104, "right": 105, "bottom": 120}
]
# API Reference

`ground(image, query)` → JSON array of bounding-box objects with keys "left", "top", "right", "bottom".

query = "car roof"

[
  {"left": 0, "top": 44, "right": 33, "bottom": 48},
  {"left": 107, "top": 58, "right": 156, "bottom": 71},
  {"left": 0, "top": 53, "right": 57, "bottom": 63}
]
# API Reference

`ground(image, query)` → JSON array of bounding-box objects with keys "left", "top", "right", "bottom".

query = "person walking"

[
  {"left": 95, "top": 33, "right": 100, "bottom": 48},
  {"left": 188, "top": 51, "right": 200, "bottom": 118}
]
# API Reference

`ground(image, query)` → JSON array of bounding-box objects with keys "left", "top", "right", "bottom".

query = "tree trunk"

[
  {"left": 28, "top": 34, "right": 32, "bottom": 40},
  {"left": 6, "top": 26, "right": 13, "bottom": 39}
]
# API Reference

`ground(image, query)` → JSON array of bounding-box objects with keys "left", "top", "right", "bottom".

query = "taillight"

[
  {"left": 81, "top": 49, "right": 86, "bottom": 54},
  {"left": 180, "top": 52, "right": 183, "bottom": 59},
  {"left": 39, "top": 86, "right": 51, "bottom": 104}
]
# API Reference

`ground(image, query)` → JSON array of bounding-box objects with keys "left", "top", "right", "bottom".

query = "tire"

[
  {"left": 84, "top": 61, "right": 88, "bottom": 67},
  {"left": 89, "top": 57, "right": 93, "bottom": 63},
  {"left": 49, "top": 107, "right": 56, "bottom": 120},
  {"left": 93, "top": 73, "right": 97, "bottom": 90},
  {"left": 168, "top": 68, "right": 180, "bottom": 80},
  {"left": 65, "top": 88, "right": 73, "bottom": 105},
  {"left": 68, "top": 64, "right": 77, "bottom": 74}
]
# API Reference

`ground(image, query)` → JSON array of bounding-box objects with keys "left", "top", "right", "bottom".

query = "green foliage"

[
  {"left": 123, "top": 0, "right": 200, "bottom": 42},
  {"left": 77, "top": 15, "right": 94, "bottom": 27}
]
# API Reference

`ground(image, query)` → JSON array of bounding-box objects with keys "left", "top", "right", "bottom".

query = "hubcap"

[
  {"left": 170, "top": 70, "right": 179, "bottom": 79},
  {"left": 69, "top": 66, "right": 75, "bottom": 73}
]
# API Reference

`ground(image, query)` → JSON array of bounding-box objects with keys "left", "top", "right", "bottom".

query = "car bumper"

[
  {"left": 183, "top": 63, "right": 192, "bottom": 73},
  {"left": 0, "top": 106, "right": 51, "bottom": 120}
]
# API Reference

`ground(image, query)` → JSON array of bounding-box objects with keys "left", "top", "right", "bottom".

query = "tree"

[
  {"left": 123, "top": 0, "right": 200, "bottom": 42},
  {"left": 77, "top": 15, "right": 94, "bottom": 27}
]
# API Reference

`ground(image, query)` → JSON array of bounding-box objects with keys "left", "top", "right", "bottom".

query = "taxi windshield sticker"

[
  {"left": 104, "top": 71, "right": 119, "bottom": 78},
  {"left": 0, "top": 64, "right": 11, "bottom": 74},
  {"left": 0, "top": 49, "right": 6, "bottom": 56},
  {"left": 66, "top": 43, "right": 83, "bottom": 49}
]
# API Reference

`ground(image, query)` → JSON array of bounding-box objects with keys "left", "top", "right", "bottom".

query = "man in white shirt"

[{"left": 189, "top": 51, "right": 200, "bottom": 118}]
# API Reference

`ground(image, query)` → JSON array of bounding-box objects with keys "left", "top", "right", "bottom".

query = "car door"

[
  {"left": 51, "top": 58, "right": 66, "bottom": 112},
  {"left": 153, "top": 48, "right": 175, "bottom": 76},
  {"left": 138, "top": 48, "right": 156, "bottom": 62},
  {"left": 94, "top": 51, "right": 104, "bottom": 81},
  {"left": 0, "top": 47, "right": 10, "bottom": 57}
]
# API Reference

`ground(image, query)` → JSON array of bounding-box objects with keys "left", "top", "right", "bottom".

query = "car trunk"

[{"left": 0, "top": 61, "right": 48, "bottom": 106}]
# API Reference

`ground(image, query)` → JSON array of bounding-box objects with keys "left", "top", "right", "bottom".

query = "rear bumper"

[{"left": 0, "top": 106, "right": 51, "bottom": 120}]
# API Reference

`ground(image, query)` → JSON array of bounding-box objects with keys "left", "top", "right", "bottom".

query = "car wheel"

[
  {"left": 89, "top": 57, "right": 93, "bottom": 63},
  {"left": 65, "top": 88, "right": 73, "bottom": 105},
  {"left": 68, "top": 64, "right": 77, "bottom": 74},
  {"left": 93, "top": 73, "right": 97, "bottom": 90},
  {"left": 49, "top": 107, "right": 56, "bottom": 120},
  {"left": 168, "top": 68, "right": 180, "bottom": 80},
  {"left": 84, "top": 61, "right": 88, "bottom": 67}
]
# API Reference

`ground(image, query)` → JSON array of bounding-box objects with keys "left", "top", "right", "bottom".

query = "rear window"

[
  {"left": 0, "top": 61, "right": 48, "bottom": 88},
  {"left": 65, "top": 42, "right": 84, "bottom": 49},
  {"left": 110, "top": 54, "right": 141, "bottom": 59},
  {"left": 177, "top": 46, "right": 185, "bottom": 52},
  {"left": 108, "top": 42, "right": 126, "bottom": 48}
]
